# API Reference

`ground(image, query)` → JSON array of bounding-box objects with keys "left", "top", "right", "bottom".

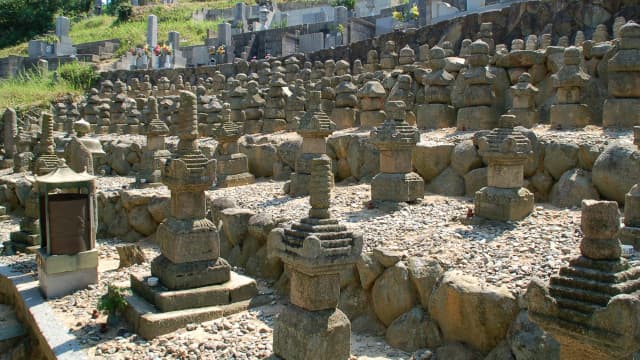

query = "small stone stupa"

[
  {"left": 269, "top": 157, "right": 363, "bottom": 360},
  {"left": 550, "top": 46, "right": 591, "bottom": 128},
  {"left": 507, "top": 72, "right": 539, "bottom": 128},
  {"left": 263, "top": 71, "right": 287, "bottom": 133},
  {"left": 214, "top": 103, "right": 255, "bottom": 187},
  {"left": 127, "top": 91, "right": 257, "bottom": 339},
  {"left": 417, "top": 46, "right": 456, "bottom": 129},
  {"left": 289, "top": 90, "right": 336, "bottom": 196},
  {"left": 357, "top": 79, "right": 386, "bottom": 128},
  {"left": 136, "top": 96, "right": 170, "bottom": 187},
  {"left": 528, "top": 200, "right": 640, "bottom": 359},
  {"left": 474, "top": 114, "right": 534, "bottom": 221},
  {"left": 457, "top": 40, "right": 497, "bottom": 130},
  {"left": 603, "top": 21, "right": 640, "bottom": 128},
  {"left": 370, "top": 100, "right": 423, "bottom": 203}
]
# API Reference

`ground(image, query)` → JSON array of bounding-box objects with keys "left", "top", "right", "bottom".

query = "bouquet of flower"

[{"left": 216, "top": 45, "right": 226, "bottom": 55}]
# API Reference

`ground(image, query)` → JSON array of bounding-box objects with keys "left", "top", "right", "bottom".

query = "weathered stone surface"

[
  {"left": 543, "top": 142, "right": 579, "bottom": 180},
  {"left": 338, "top": 283, "right": 370, "bottom": 320},
  {"left": 220, "top": 208, "right": 256, "bottom": 246},
  {"left": 577, "top": 143, "right": 601, "bottom": 171},
  {"left": 464, "top": 167, "right": 488, "bottom": 196},
  {"left": 209, "top": 196, "right": 238, "bottom": 225},
  {"left": 356, "top": 253, "right": 384, "bottom": 290},
  {"left": 372, "top": 248, "right": 403, "bottom": 268},
  {"left": 426, "top": 167, "right": 465, "bottom": 196},
  {"left": 549, "top": 169, "right": 599, "bottom": 208},
  {"left": 428, "top": 270, "right": 519, "bottom": 353},
  {"left": 592, "top": 141, "right": 640, "bottom": 203},
  {"left": 117, "top": 244, "right": 146, "bottom": 268},
  {"left": 413, "top": 144, "right": 454, "bottom": 181},
  {"left": 385, "top": 307, "right": 442, "bottom": 352},
  {"left": 147, "top": 195, "right": 170, "bottom": 223},
  {"left": 451, "top": 140, "right": 483, "bottom": 176},
  {"left": 484, "top": 341, "right": 515, "bottom": 360},
  {"left": 371, "top": 262, "right": 417, "bottom": 326},
  {"left": 247, "top": 213, "right": 277, "bottom": 242},
  {"left": 273, "top": 306, "right": 351, "bottom": 360},
  {"left": 507, "top": 311, "right": 560, "bottom": 360},
  {"left": 128, "top": 205, "right": 156, "bottom": 236},
  {"left": 407, "top": 257, "right": 444, "bottom": 308}
]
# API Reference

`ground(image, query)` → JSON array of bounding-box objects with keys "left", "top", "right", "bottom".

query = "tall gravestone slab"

[
  {"left": 55, "top": 16, "right": 75, "bottom": 56},
  {"left": 147, "top": 15, "right": 158, "bottom": 48}
]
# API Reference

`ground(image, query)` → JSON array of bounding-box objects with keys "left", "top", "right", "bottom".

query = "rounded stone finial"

[
  {"left": 74, "top": 118, "right": 91, "bottom": 135},
  {"left": 518, "top": 72, "right": 532, "bottom": 84},
  {"left": 470, "top": 40, "right": 490, "bottom": 55},
  {"left": 430, "top": 46, "right": 445, "bottom": 60}
]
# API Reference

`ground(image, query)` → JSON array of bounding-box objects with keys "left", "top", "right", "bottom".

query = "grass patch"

[{"left": 0, "top": 67, "right": 81, "bottom": 110}]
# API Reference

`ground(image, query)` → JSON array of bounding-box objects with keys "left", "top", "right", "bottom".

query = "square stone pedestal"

[
  {"left": 371, "top": 172, "right": 424, "bottom": 203},
  {"left": 550, "top": 104, "right": 591, "bottom": 129},
  {"left": 36, "top": 249, "right": 99, "bottom": 298},
  {"left": 126, "top": 271, "right": 258, "bottom": 339},
  {"left": 217, "top": 153, "right": 255, "bottom": 188},
  {"left": 417, "top": 104, "right": 456, "bottom": 129},
  {"left": 332, "top": 108, "right": 358, "bottom": 129},
  {"left": 457, "top": 106, "right": 497, "bottom": 130},
  {"left": 474, "top": 187, "right": 534, "bottom": 221},
  {"left": 274, "top": 306, "right": 351, "bottom": 360},
  {"left": 360, "top": 110, "right": 386, "bottom": 128},
  {"left": 602, "top": 98, "right": 640, "bottom": 128}
]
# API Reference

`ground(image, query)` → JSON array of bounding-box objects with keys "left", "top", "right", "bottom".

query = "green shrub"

[
  {"left": 57, "top": 62, "right": 99, "bottom": 90},
  {"left": 116, "top": 3, "right": 133, "bottom": 22}
]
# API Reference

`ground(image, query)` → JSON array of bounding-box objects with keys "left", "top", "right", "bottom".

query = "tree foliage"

[
  {"left": 330, "top": 0, "right": 355, "bottom": 11},
  {"left": 0, "top": 0, "right": 62, "bottom": 48}
]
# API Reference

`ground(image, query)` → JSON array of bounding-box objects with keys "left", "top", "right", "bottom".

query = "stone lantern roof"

[
  {"left": 216, "top": 103, "right": 243, "bottom": 142},
  {"left": 477, "top": 115, "right": 532, "bottom": 160},
  {"left": 297, "top": 91, "right": 336, "bottom": 138}
]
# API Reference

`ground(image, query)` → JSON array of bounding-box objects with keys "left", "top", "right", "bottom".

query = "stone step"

[
  {"left": 549, "top": 284, "right": 611, "bottom": 307},
  {"left": 560, "top": 265, "right": 623, "bottom": 284},
  {"left": 551, "top": 275, "right": 620, "bottom": 296},
  {"left": 554, "top": 295, "right": 603, "bottom": 315}
]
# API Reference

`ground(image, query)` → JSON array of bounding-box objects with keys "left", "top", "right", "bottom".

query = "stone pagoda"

[
  {"left": 242, "top": 80, "right": 265, "bottom": 134},
  {"left": 370, "top": 100, "right": 423, "bottom": 203},
  {"left": 333, "top": 75, "right": 358, "bottom": 129},
  {"left": 418, "top": 46, "right": 455, "bottom": 129},
  {"left": 474, "top": 114, "right": 534, "bottom": 221},
  {"left": 620, "top": 126, "right": 640, "bottom": 249},
  {"left": 1, "top": 108, "right": 18, "bottom": 169},
  {"left": 33, "top": 113, "right": 59, "bottom": 176},
  {"left": 603, "top": 21, "right": 640, "bottom": 128},
  {"left": 127, "top": 91, "right": 257, "bottom": 339},
  {"left": 289, "top": 91, "right": 336, "bottom": 197},
  {"left": 214, "top": 103, "right": 255, "bottom": 188},
  {"left": 528, "top": 200, "right": 640, "bottom": 359},
  {"left": 507, "top": 72, "right": 539, "bottom": 128},
  {"left": 357, "top": 79, "right": 387, "bottom": 128},
  {"left": 136, "top": 96, "right": 170, "bottom": 187},
  {"left": 457, "top": 40, "right": 497, "bottom": 130},
  {"left": 269, "top": 157, "right": 363, "bottom": 360},
  {"left": 263, "top": 71, "right": 287, "bottom": 133},
  {"left": 550, "top": 46, "right": 591, "bottom": 128}
]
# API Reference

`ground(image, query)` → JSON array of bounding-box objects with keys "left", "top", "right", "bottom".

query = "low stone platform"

[{"left": 126, "top": 271, "right": 261, "bottom": 339}]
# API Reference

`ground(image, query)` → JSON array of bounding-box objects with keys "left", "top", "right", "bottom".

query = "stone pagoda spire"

[
  {"left": 136, "top": 96, "right": 170, "bottom": 187},
  {"left": 474, "top": 114, "right": 534, "bottom": 221},
  {"left": 269, "top": 157, "right": 363, "bottom": 360},
  {"left": 528, "top": 200, "right": 640, "bottom": 359},
  {"left": 370, "top": 100, "right": 423, "bottom": 203},
  {"left": 214, "top": 103, "right": 254, "bottom": 187},
  {"left": 288, "top": 90, "right": 336, "bottom": 196},
  {"left": 34, "top": 113, "right": 60, "bottom": 176}
]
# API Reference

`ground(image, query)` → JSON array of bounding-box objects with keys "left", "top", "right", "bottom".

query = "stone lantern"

[
  {"left": 35, "top": 162, "right": 98, "bottom": 298},
  {"left": 474, "top": 114, "right": 534, "bottom": 221}
]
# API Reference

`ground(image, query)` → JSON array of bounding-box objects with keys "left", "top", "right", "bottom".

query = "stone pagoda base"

[
  {"left": 216, "top": 153, "right": 255, "bottom": 188},
  {"left": 457, "top": 106, "right": 496, "bottom": 130},
  {"left": 126, "top": 271, "right": 258, "bottom": 339},
  {"left": 602, "top": 98, "right": 640, "bottom": 128},
  {"left": 332, "top": 108, "right": 357, "bottom": 130},
  {"left": 550, "top": 104, "right": 591, "bottom": 129},
  {"left": 474, "top": 187, "right": 534, "bottom": 221},
  {"left": 417, "top": 104, "right": 455, "bottom": 129},
  {"left": 274, "top": 305, "right": 351, "bottom": 360},
  {"left": 37, "top": 249, "right": 99, "bottom": 298},
  {"left": 360, "top": 110, "right": 386, "bottom": 128},
  {"left": 371, "top": 172, "right": 424, "bottom": 203},
  {"left": 507, "top": 109, "right": 538, "bottom": 128}
]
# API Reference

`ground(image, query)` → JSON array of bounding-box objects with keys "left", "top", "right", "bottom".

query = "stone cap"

[
  {"left": 357, "top": 80, "right": 386, "bottom": 99},
  {"left": 477, "top": 118, "right": 532, "bottom": 159},
  {"left": 297, "top": 91, "right": 335, "bottom": 137}
]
